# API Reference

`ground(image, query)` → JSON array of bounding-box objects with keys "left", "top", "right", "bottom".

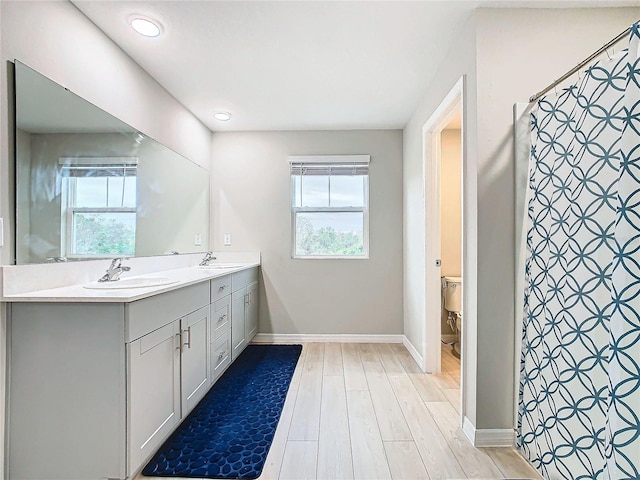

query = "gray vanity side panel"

[
  {"left": 8, "top": 302, "right": 127, "bottom": 480},
  {"left": 126, "top": 282, "right": 210, "bottom": 343}
]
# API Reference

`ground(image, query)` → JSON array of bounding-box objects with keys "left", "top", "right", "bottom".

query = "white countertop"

[{"left": 2, "top": 262, "right": 260, "bottom": 303}]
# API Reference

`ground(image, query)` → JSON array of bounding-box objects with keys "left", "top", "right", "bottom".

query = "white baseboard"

[
  {"left": 402, "top": 335, "right": 424, "bottom": 372},
  {"left": 462, "top": 416, "right": 515, "bottom": 447},
  {"left": 252, "top": 333, "right": 404, "bottom": 344}
]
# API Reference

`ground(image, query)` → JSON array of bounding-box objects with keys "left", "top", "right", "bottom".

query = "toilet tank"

[{"left": 443, "top": 276, "right": 462, "bottom": 312}]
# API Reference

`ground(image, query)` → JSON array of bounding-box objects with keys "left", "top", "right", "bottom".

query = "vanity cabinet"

[
  {"left": 6, "top": 268, "right": 259, "bottom": 480},
  {"left": 7, "top": 282, "right": 210, "bottom": 480}
]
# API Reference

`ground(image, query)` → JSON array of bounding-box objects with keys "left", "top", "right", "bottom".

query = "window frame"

[
  {"left": 59, "top": 157, "right": 138, "bottom": 259},
  {"left": 289, "top": 155, "right": 370, "bottom": 260}
]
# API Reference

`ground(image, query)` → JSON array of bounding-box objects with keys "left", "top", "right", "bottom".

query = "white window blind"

[{"left": 59, "top": 157, "right": 138, "bottom": 177}]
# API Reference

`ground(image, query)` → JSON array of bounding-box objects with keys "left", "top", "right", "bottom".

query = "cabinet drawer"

[
  {"left": 212, "top": 296, "right": 231, "bottom": 339},
  {"left": 231, "top": 267, "right": 258, "bottom": 292},
  {"left": 211, "top": 330, "right": 231, "bottom": 380},
  {"left": 126, "top": 282, "right": 209, "bottom": 343},
  {"left": 210, "top": 275, "right": 232, "bottom": 302}
]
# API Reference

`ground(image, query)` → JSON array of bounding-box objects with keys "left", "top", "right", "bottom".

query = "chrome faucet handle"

[
  {"left": 46, "top": 256, "right": 68, "bottom": 263},
  {"left": 199, "top": 251, "right": 217, "bottom": 266},
  {"left": 98, "top": 258, "right": 131, "bottom": 282}
]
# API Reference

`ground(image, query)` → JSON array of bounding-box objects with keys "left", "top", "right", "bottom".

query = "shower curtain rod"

[{"left": 528, "top": 24, "right": 634, "bottom": 103}]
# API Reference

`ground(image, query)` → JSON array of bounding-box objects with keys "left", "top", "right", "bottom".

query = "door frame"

[{"left": 422, "top": 77, "right": 469, "bottom": 424}]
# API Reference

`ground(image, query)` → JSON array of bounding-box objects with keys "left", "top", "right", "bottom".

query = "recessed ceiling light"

[
  {"left": 214, "top": 112, "right": 232, "bottom": 121},
  {"left": 130, "top": 16, "right": 162, "bottom": 37}
]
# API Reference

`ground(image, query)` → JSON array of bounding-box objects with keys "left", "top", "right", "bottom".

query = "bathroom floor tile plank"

[
  {"left": 409, "top": 372, "right": 448, "bottom": 402},
  {"left": 389, "top": 343, "right": 423, "bottom": 374},
  {"left": 287, "top": 344, "right": 324, "bottom": 441},
  {"left": 425, "top": 401, "right": 503, "bottom": 479},
  {"left": 357, "top": 342, "right": 380, "bottom": 363},
  {"left": 358, "top": 343, "right": 386, "bottom": 375},
  {"left": 383, "top": 441, "right": 431, "bottom": 480},
  {"left": 482, "top": 447, "right": 543, "bottom": 479},
  {"left": 304, "top": 342, "right": 325, "bottom": 363},
  {"left": 432, "top": 372, "right": 460, "bottom": 389},
  {"left": 365, "top": 370, "right": 413, "bottom": 441},
  {"left": 346, "top": 390, "right": 393, "bottom": 480},
  {"left": 375, "top": 343, "right": 405, "bottom": 374},
  {"left": 440, "top": 346, "right": 460, "bottom": 373},
  {"left": 278, "top": 441, "right": 318, "bottom": 480},
  {"left": 341, "top": 343, "right": 369, "bottom": 391},
  {"left": 259, "top": 349, "right": 304, "bottom": 480},
  {"left": 323, "top": 342, "right": 344, "bottom": 376},
  {"left": 387, "top": 373, "right": 466, "bottom": 480},
  {"left": 442, "top": 387, "right": 461, "bottom": 413},
  {"left": 317, "top": 375, "right": 354, "bottom": 479}
]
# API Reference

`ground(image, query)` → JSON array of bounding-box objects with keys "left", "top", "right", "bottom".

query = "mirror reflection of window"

[{"left": 59, "top": 157, "right": 137, "bottom": 258}]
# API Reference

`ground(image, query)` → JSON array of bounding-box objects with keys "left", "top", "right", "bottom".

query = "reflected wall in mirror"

[{"left": 15, "top": 61, "right": 210, "bottom": 264}]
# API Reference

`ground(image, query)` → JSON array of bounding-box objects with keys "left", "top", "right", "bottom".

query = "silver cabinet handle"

[
  {"left": 183, "top": 326, "right": 192, "bottom": 349},
  {"left": 218, "top": 314, "right": 227, "bottom": 322},
  {"left": 175, "top": 332, "right": 182, "bottom": 352},
  {"left": 219, "top": 285, "right": 226, "bottom": 291}
]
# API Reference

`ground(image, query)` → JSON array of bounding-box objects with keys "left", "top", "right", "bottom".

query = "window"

[
  {"left": 289, "top": 155, "right": 370, "bottom": 258},
  {"left": 59, "top": 157, "right": 137, "bottom": 258}
]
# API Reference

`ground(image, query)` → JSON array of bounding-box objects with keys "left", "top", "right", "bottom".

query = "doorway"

[{"left": 422, "top": 77, "right": 467, "bottom": 423}]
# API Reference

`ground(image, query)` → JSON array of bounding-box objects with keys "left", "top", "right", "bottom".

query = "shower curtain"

[{"left": 519, "top": 23, "right": 639, "bottom": 480}]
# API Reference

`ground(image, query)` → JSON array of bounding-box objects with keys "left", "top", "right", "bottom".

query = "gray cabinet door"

[
  {"left": 231, "top": 288, "right": 247, "bottom": 360},
  {"left": 245, "top": 281, "right": 259, "bottom": 342},
  {"left": 181, "top": 305, "right": 211, "bottom": 416},
  {"left": 127, "top": 320, "right": 181, "bottom": 474}
]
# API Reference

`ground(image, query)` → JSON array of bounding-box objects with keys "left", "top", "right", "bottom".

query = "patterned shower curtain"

[{"left": 519, "top": 24, "right": 640, "bottom": 480}]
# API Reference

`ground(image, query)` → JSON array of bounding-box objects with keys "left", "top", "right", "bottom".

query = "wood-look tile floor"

[{"left": 139, "top": 343, "right": 542, "bottom": 480}]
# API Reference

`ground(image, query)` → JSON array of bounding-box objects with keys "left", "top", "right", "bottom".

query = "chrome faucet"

[
  {"left": 46, "top": 256, "right": 68, "bottom": 263},
  {"left": 199, "top": 251, "right": 216, "bottom": 266},
  {"left": 98, "top": 258, "right": 131, "bottom": 282}
]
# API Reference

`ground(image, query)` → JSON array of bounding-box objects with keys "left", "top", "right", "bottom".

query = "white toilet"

[{"left": 443, "top": 276, "right": 462, "bottom": 357}]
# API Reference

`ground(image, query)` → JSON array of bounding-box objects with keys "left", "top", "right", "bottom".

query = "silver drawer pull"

[
  {"left": 218, "top": 314, "right": 226, "bottom": 322},
  {"left": 183, "top": 326, "right": 192, "bottom": 349},
  {"left": 218, "top": 351, "right": 226, "bottom": 360},
  {"left": 219, "top": 285, "right": 226, "bottom": 290}
]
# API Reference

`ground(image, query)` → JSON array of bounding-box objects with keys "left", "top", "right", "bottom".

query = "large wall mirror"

[{"left": 15, "top": 61, "right": 210, "bottom": 264}]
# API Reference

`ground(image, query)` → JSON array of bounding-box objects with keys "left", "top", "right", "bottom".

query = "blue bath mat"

[{"left": 142, "top": 344, "right": 302, "bottom": 479}]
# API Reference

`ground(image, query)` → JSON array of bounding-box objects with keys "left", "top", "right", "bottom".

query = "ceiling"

[{"left": 72, "top": 0, "right": 637, "bottom": 133}]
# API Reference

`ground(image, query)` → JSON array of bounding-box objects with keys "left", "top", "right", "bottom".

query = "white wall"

[
  {"left": 404, "top": 6, "right": 640, "bottom": 433},
  {"left": 440, "top": 129, "right": 462, "bottom": 278},
  {"left": 0, "top": 1, "right": 212, "bottom": 473},
  {"left": 211, "top": 130, "right": 403, "bottom": 336},
  {"left": 403, "top": 11, "right": 479, "bottom": 424}
]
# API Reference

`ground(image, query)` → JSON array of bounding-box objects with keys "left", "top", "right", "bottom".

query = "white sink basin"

[
  {"left": 83, "top": 276, "right": 178, "bottom": 290},
  {"left": 198, "top": 263, "right": 245, "bottom": 270}
]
